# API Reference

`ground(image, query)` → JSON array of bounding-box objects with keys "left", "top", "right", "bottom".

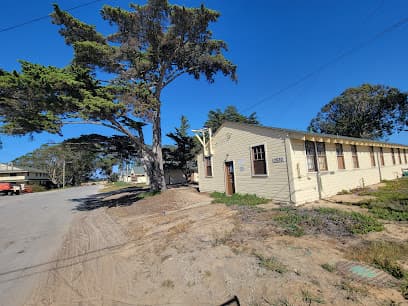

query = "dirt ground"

[{"left": 26, "top": 187, "right": 407, "bottom": 306}]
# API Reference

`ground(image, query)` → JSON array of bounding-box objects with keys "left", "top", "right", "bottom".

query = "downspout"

[
  {"left": 376, "top": 150, "right": 382, "bottom": 181},
  {"left": 283, "top": 135, "right": 293, "bottom": 204},
  {"left": 313, "top": 141, "right": 322, "bottom": 200}
]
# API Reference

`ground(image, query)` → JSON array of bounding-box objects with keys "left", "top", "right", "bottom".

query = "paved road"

[{"left": 0, "top": 185, "right": 100, "bottom": 306}]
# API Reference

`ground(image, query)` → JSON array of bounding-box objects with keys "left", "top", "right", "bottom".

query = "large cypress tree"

[{"left": 0, "top": 1, "right": 236, "bottom": 191}]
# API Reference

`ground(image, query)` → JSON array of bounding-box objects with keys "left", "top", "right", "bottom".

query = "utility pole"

[{"left": 62, "top": 159, "right": 65, "bottom": 188}]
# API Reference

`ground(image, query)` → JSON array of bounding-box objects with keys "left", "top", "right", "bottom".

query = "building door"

[{"left": 225, "top": 161, "right": 235, "bottom": 195}]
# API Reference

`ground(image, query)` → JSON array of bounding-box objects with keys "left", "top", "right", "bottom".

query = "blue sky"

[{"left": 0, "top": 0, "right": 407, "bottom": 161}]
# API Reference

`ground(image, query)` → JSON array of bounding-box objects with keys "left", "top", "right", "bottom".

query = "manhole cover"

[{"left": 336, "top": 261, "right": 398, "bottom": 287}]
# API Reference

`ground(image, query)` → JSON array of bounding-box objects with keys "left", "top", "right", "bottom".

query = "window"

[
  {"left": 397, "top": 148, "right": 402, "bottom": 164},
  {"left": 370, "top": 146, "right": 376, "bottom": 167},
  {"left": 336, "top": 143, "right": 345, "bottom": 169},
  {"left": 305, "top": 141, "right": 317, "bottom": 172},
  {"left": 379, "top": 147, "right": 385, "bottom": 166},
  {"left": 251, "top": 145, "right": 267, "bottom": 175},
  {"left": 351, "top": 145, "right": 359, "bottom": 168},
  {"left": 204, "top": 156, "right": 212, "bottom": 177},
  {"left": 316, "top": 142, "right": 328, "bottom": 171},
  {"left": 404, "top": 149, "right": 407, "bottom": 164},
  {"left": 391, "top": 148, "right": 396, "bottom": 165}
]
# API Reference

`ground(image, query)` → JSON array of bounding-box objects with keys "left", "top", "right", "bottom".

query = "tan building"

[
  {"left": 197, "top": 122, "right": 408, "bottom": 204},
  {"left": 0, "top": 163, "right": 50, "bottom": 185}
]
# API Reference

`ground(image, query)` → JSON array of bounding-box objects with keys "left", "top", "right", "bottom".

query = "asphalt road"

[{"left": 0, "top": 185, "right": 100, "bottom": 306}]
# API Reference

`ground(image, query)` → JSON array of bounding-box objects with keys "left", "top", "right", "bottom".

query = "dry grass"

[
  {"left": 346, "top": 240, "right": 408, "bottom": 299},
  {"left": 254, "top": 253, "right": 287, "bottom": 274}
]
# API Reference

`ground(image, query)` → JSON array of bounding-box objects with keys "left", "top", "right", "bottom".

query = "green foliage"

[
  {"left": 317, "top": 207, "right": 384, "bottom": 234},
  {"left": 164, "top": 115, "right": 199, "bottom": 180},
  {"left": 357, "top": 178, "right": 408, "bottom": 221},
  {"left": 274, "top": 207, "right": 383, "bottom": 236},
  {"left": 0, "top": 0, "right": 237, "bottom": 192},
  {"left": 205, "top": 105, "right": 259, "bottom": 133},
  {"left": 309, "top": 84, "right": 408, "bottom": 139},
  {"left": 210, "top": 192, "right": 269, "bottom": 206},
  {"left": 12, "top": 134, "right": 132, "bottom": 185}
]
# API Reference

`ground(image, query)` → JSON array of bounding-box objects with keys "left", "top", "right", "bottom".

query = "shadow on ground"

[{"left": 71, "top": 186, "right": 149, "bottom": 211}]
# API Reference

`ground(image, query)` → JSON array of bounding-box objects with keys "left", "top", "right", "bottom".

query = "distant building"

[
  {"left": 197, "top": 122, "right": 408, "bottom": 204},
  {"left": 119, "top": 165, "right": 149, "bottom": 185},
  {"left": 0, "top": 163, "right": 50, "bottom": 185}
]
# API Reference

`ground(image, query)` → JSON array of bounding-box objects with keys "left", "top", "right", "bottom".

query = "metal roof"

[{"left": 217, "top": 121, "right": 408, "bottom": 148}]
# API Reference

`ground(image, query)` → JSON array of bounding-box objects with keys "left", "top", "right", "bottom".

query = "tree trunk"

[{"left": 147, "top": 110, "right": 167, "bottom": 192}]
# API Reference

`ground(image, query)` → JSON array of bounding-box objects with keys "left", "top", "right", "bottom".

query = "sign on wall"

[{"left": 272, "top": 157, "right": 286, "bottom": 163}]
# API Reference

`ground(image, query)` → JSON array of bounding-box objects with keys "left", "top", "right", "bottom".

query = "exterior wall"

[
  {"left": 291, "top": 139, "right": 408, "bottom": 204},
  {"left": 0, "top": 175, "right": 27, "bottom": 182},
  {"left": 164, "top": 168, "right": 186, "bottom": 185},
  {"left": 197, "top": 125, "right": 291, "bottom": 202}
]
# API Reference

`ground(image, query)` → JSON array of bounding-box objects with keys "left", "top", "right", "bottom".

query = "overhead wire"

[
  {"left": 0, "top": 0, "right": 108, "bottom": 33},
  {"left": 241, "top": 16, "right": 408, "bottom": 114}
]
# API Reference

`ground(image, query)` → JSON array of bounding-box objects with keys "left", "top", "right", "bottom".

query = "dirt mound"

[{"left": 109, "top": 187, "right": 211, "bottom": 218}]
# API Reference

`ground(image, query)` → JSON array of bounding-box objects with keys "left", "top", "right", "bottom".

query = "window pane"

[
  {"left": 351, "top": 145, "right": 359, "bottom": 168},
  {"left": 305, "top": 141, "right": 317, "bottom": 172},
  {"left": 370, "top": 146, "right": 376, "bottom": 167},
  {"left": 336, "top": 144, "right": 343, "bottom": 156},
  {"left": 205, "top": 156, "right": 212, "bottom": 176},
  {"left": 252, "top": 145, "right": 267, "bottom": 175},
  {"left": 391, "top": 148, "right": 396, "bottom": 165}
]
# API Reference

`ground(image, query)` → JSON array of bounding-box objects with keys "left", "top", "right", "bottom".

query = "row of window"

[
  {"left": 306, "top": 141, "right": 408, "bottom": 172},
  {"left": 204, "top": 142, "right": 408, "bottom": 177}
]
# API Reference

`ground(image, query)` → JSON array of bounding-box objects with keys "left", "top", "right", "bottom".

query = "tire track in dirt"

[{"left": 25, "top": 209, "right": 131, "bottom": 306}]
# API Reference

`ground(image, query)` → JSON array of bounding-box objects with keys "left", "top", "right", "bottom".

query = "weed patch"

[
  {"left": 356, "top": 178, "right": 408, "bottom": 221},
  {"left": 254, "top": 253, "right": 287, "bottom": 273},
  {"left": 336, "top": 280, "right": 368, "bottom": 302},
  {"left": 321, "top": 263, "right": 336, "bottom": 272},
  {"left": 273, "top": 208, "right": 383, "bottom": 237},
  {"left": 346, "top": 240, "right": 408, "bottom": 300},
  {"left": 210, "top": 192, "right": 269, "bottom": 206},
  {"left": 300, "top": 289, "right": 325, "bottom": 304}
]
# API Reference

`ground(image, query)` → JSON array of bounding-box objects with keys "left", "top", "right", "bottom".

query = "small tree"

[
  {"left": 309, "top": 84, "right": 408, "bottom": 139},
  {"left": 0, "top": 1, "right": 237, "bottom": 192},
  {"left": 205, "top": 105, "right": 259, "bottom": 133},
  {"left": 164, "top": 115, "right": 199, "bottom": 182}
]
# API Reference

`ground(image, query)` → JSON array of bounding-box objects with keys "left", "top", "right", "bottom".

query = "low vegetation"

[
  {"left": 321, "top": 263, "right": 336, "bottom": 273},
  {"left": 301, "top": 288, "right": 325, "bottom": 304},
  {"left": 30, "top": 184, "right": 48, "bottom": 192},
  {"left": 254, "top": 253, "right": 287, "bottom": 273},
  {"left": 274, "top": 207, "right": 383, "bottom": 237},
  {"left": 210, "top": 192, "right": 269, "bottom": 206},
  {"left": 357, "top": 178, "right": 408, "bottom": 221},
  {"left": 100, "top": 181, "right": 148, "bottom": 193},
  {"left": 346, "top": 240, "right": 408, "bottom": 299}
]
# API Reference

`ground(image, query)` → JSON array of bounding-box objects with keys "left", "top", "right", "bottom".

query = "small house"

[{"left": 196, "top": 122, "right": 408, "bottom": 204}]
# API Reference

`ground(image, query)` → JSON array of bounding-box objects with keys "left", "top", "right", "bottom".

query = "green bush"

[{"left": 210, "top": 192, "right": 269, "bottom": 206}]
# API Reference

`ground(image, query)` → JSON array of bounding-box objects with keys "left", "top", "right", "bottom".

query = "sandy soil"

[{"left": 26, "top": 187, "right": 407, "bottom": 306}]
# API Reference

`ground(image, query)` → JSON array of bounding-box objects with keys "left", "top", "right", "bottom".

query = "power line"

[
  {"left": 242, "top": 16, "right": 408, "bottom": 114},
  {"left": 0, "top": 0, "right": 107, "bottom": 33}
]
